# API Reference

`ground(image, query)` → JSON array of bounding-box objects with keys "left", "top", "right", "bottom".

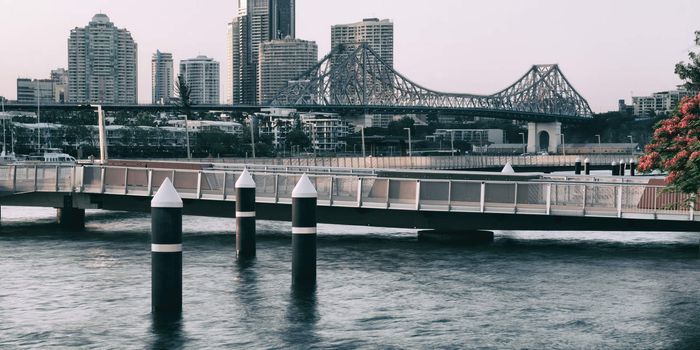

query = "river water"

[{"left": 1, "top": 206, "right": 699, "bottom": 349}]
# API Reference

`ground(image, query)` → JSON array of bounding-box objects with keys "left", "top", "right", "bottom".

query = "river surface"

[{"left": 1, "top": 206, "right": 699, "bottom": 349}]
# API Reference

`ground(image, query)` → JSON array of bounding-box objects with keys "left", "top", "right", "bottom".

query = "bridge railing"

[
  {"left": 0, "top": 165, "right": 695, "bottom": 222},
  {"left": 133, "top": 154, "right": 635, "bottom": 171}
]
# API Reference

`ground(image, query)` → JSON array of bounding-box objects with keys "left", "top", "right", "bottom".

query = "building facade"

[
  {"left": 331, "top": 18, "right": 394, "bottom": 66},
  {"left": 67, "top": 14, "right": 138, "bottom": 104},
  {"left": 152, "top": 51, "right": 174, "bottom": 104},
  {"left": 257, "top": 38, "right": 317, "bottom": 104},
  {"left": 179, "top": 56, "right": 220, "bottom": 105},
  {"left": 50, "top": 68, "right": 69, "bottom": 103},
  {"left": 16, "top": 79, "right": 54, "bottom": 104},
  {"left": 227, "top": 0, "right": 295, "bottom": 105},
  {"left": 632, "top": 89, "right": 697, "bottom": 117},
  {"left": 426, "top": 129, "right": 505, "bottom": 145},
  {"left": 300, "top": 112, "right": 351, "bottom": 153}
]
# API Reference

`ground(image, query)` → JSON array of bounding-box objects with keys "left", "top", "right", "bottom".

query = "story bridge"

[{"left": 268, "top": 43, "right": 594, "bottom": 123}]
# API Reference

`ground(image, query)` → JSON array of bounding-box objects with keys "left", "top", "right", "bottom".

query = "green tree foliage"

[{"left": 675, "top": 31, "right": 700, "bottom": 91}]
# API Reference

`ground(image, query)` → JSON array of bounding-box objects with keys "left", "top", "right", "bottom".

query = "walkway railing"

[
  {"left": 0, "top": 165, "right": 695, "bottom": 222},
  {"left": 132, "top": 154, "right": 635, "bottom": 170}
]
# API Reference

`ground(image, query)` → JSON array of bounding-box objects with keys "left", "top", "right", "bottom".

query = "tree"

[
  {"left": 175, "top": 74, "right": 192, "bottom": 158},
  {"left": 287, "top": 129, "right": 311, "bottom": 150},
  {"left": 674, "top": 31, "right": 700, "bottom": 91},
  {"left": 638, "top": 92, "right": 700, "bottom": 194}
]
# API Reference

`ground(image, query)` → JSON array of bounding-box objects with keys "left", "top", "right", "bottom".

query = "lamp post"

[
  {"left": 628, "top": 135, "right": 633, "bottom": 144},
  {"left": 404, "top": 127, "right": 412, "bottom": 157},
  {"left": 361, "top": 126, "right": 366, "bottom": 158},
  {"left": 518, "top": 132, "right": 525, "bottom": 154},
  {"left": 595, "top": 134, "right": 601, "bottom": 145}
]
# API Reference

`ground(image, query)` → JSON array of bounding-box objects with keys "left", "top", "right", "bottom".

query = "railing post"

[
  {"left": 329, "top": 176, "right": 335, "bottom": 206},
  {"left": 582, "top": 185, "right": 587, "bottom": 215},
  {"left": 617, "top": 185, "right": 623, "bottom": 218},
  {"left": 147, "top": 169, "right": 153, "bottom": 197},
  {"left": 100, "top": 167, "right": 106, "bottom": 194},
  {"left": 196, "top": 171, "right": 202, "bottom": 199},
  {"left": 54, "top": 165, "right": 58, "bottom": 192},
  {"left": 546, "top": 183, "right": 552, "bottom": 215},
  {"left": 357, "top": 177, "right": 363, "bottom": 208},
  {"left": 690, "top": 194, "right": 695, "bottom": 221},
  {"left": 447, "top": 181, "right": 452, "bottom": 211},
  {"left": 385, "top": 179, "right": 391, "bottom": 208},
  {"left": 480, "top": 182, "right": 486, "bottom": 213},
  {"left": 124, "top": 167, "right": 129, "bottom": 195},
  {"left": 33, "top": 166, "right": 38, "bottom": 191},
  {"left": 80, "top": 166, "right": 85, "bottom": 192},
  {"left": 274, "top": 174, "right": 279, "bottom": 203},
  {"left": 513, "top": 182, "right": 518, "bottom": 213},
  {"left": 221, "top": 172, "right": 227, "bottom": 200},
  {"left": 12, "top": 165, "right": 16, "bottom": 193},
  {"left": 415, "top": 180, "right": 421, "bottom": 211}
]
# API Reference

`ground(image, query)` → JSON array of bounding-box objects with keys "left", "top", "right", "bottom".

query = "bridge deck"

[{"left": 0, "top": 164, "right": 697, "bottom": 232}]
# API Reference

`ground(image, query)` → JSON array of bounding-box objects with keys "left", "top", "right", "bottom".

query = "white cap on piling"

[
  {"left": 292, "top": 173, "right": 318, "bottom": 198},
  {"left": 501, "top": 162, "right": 515, "bottom": 174},
  {"left": 575, "top": 157, "right": 581, "bottom": 163},
  {"left": 612, "top": 161, "right": 617, "bottom": 165},
  {"left": 151, "top": 178, "right": 183, "bottom": 208},
  {"left": 620, "top": 159, "right": 625, "bottom": 164},
  {"left": 584, "top": 158, "right": 590, "bottom": 163},
  {"left": 630, "top": 158, "right": 635, "bottom": 163},
  {"left": 235, "top": 168, "right": 256, "bottom": 188}
]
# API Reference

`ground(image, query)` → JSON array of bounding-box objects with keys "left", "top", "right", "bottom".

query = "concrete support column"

[
  {"left": 57, "top": 196, "right": 85, "bottom": 230},
  {"left": 526, "top": 122, "right": 562, "bottom": 153},
  {"left": 151, "top": 178, "right": 183, "bottom": 315}
]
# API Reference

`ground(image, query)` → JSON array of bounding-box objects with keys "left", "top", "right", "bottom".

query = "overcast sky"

[{"left": 1, "top": 0, "right": 698, "bottom": 112}]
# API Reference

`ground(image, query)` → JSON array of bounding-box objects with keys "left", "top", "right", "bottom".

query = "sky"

[{"left": 1, "top": 0, "right": 699, "bottom": 112}]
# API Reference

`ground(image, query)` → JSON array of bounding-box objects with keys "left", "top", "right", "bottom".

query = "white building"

[
  {"left": 152, "top": 51, "right": 174, "bottom": 104},
  {"left": 632, "top": 89, "right": 697, "bottom": 117},
  {"left": 426, "top": 129, "right": 505, "bottom": 145},
  {"left": 300, "top": 112, "right": 350, "bottom": 153},
  {"left": 180, "top": 56, "right": 220, "bottom": 105},
  {"left": 67, "top": 14, "right": 137, "bottom": 104},
  {"left": 331, "top": 18, "right": 393, "bottom": 66},
  {"left": 257, "top": 37, "right": 317, "bottom": 104}
]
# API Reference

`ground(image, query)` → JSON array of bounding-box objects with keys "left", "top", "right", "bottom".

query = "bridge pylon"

[{"left": 527, "top": 122, "right": 562, "bottom": 154}]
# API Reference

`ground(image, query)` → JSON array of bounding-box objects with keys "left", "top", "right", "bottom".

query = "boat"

[{"left": 23, "top": 148, "right": 76, "bottom": 164}]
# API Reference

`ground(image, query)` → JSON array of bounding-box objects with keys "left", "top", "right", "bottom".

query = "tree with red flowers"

[{"left": 638, "top": 93, "right": 700, "bottom": 194}]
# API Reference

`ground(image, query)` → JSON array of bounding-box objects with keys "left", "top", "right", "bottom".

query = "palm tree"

[{"left": 175, "top": 74, "right": 192, "bottom": 159}]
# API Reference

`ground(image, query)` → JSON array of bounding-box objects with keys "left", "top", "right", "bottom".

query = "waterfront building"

[
  {"left": 257, "top": 37, "right": 317, "bottom": 104},
  {"left": 16, "top": 79, "right": 54, "bottom": 104},
  {"left": 632, "top": 89, "right": 697, "bottom": 117},
  {"left": 300, "top": 112, "right": 351, "bottom": 153},
  {"left": 152, "top": 51, "right": 174, "bottom": 104},
  {"left": 257, "top": 107, "right": 297, "bottom": 150},
  {"left": 227, "top": 0, "right": 295, "bottom": 104},
  {"left": 179, "top": 56, "right": 220, "bottom": 105},
  {"left": 331, "top": 18, "right": 393, "bottom": 66},
  {"left": 426, "top": 129, "right": 505, "bottom": 145},
  {"left": 67, "top": 14, "right": 138, "bottom": 104}
]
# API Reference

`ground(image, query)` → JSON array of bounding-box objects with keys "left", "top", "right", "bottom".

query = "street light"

[
  {"left": 361, "top": 126, "right": 366, "bottom": 157},
  {"left": 404, "top": 127, "right": 412, "bottom": 157},
  {"left": 518, "top": 132, "right": 525, "bottom": 154},
  {"left": 628, "top": 135, "right": 634, "bottom": 144},
  {"left": 595, "top": 134, "right": 601, "bottom": 146}
]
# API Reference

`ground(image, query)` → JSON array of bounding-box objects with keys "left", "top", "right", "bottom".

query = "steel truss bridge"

[
  {"left": 269, "top": 44, "right": 593, "bottom": 122},
  {"left": 3, "top": 44, "right": 594, "bottom": 122}
]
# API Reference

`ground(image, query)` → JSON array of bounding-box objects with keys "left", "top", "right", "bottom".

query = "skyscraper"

[
  {"left": 258, "top": 38, "right": 317, "bottom": 104},
  {"left": 67, "top": 14, "right": 138, "bottom": 104},
  {"left": 50, "top": 68, "right": 69, "bottom": 103},
  {"left": 152, "top": 51, "right": 174, "bottom": 104},
  {"left": 331, "top": 18, "right": 394, "bottom": 67},
  {"left": 180, "top": 56, "right": 220, "bottom": 105},
  {"left": 227, "top": 0, "right": 295, "bottom": 105}
]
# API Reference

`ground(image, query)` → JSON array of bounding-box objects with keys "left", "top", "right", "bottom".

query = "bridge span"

[{"left": 0, "top": 163, "right": 697, "bottom": 233}]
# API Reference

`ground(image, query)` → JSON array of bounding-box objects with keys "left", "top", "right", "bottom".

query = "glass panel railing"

[
  {"left": 419, "top": 181, "right": 449, "bottom": 208},
  {"left": 126, "top": 168, "right": 149, "bottom": 195}
]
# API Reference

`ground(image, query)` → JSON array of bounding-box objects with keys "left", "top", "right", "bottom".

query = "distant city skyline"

[{"left": 1, "top": 0, "right": 699, "bottom": 111}]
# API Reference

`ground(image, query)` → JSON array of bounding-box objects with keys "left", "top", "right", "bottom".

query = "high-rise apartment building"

[
  {"left": 152, "top": 51, "right": 174, "bottom": 104},
  {"left": 67, "top": 14, "right": 138, "bottom": 104},
  {"left": 632, "top": 89, "right": 697, "bottom": 117},
  {"left": 258, "top": 38, "right": 317, "bottom": 104},
  {"left": 227, "top": 0, "right": 295, "bottom": 105},
  {"left": 179, "top": 56, "right": 220, "bottom": 105},
  {"left": 331, "top": 18, "right": 394, "bottom": 66}
]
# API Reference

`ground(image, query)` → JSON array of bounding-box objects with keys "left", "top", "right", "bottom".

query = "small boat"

[{"left": 22, "top": 148, "right": 76, "bottom": 164}]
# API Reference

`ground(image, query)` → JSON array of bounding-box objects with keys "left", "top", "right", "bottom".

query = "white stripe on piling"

[{"left": 151, "top": 244, "right": 183, "bottom": 253}]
